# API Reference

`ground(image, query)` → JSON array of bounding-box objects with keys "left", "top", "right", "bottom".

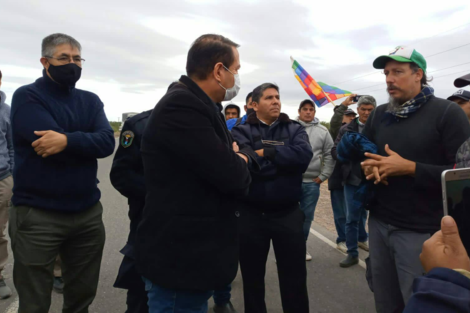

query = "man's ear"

[
  {"left": 40, "top": 57, "right": 49, "bottom": 70},
  {"left": 253, "top": 102, "right": 259, "bottom": 112},
  {"left": 416, "top": 68, "right": 424, "bottom": 83},
  {"left": 213, "top": 62, "right": 224, "bottom": 82}
]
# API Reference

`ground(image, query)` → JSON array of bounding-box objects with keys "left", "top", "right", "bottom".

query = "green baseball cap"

[{"left": 373, "top": 46, "right": 427, "bottom": 72}]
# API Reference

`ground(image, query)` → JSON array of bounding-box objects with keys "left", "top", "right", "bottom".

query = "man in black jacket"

[
  {"left": 361, "top": 46, "right": 470, "bottom": 312},
  {"left": 111, "top": 106, "right": 239, "bottom": 313},
  {"left": 135, "top": 34, "right": 253, "bottom": 313},
  {"left": 232, "top": 83, "right": 313, "bottom": 313},
  {"left": 332, "top": 96, "right": 376, "bottom": 268},
  {"left": 110, "top": 110, "right": 151, "bottom": 313}
]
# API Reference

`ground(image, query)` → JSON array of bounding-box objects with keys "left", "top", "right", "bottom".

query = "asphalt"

[{"left": 0, "top": 146, "right": 376, "bottom": 313}]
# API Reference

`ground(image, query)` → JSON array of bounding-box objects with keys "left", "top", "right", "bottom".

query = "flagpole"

[{"left": 323, "top": 92, "right": 335, "bottom": 105}]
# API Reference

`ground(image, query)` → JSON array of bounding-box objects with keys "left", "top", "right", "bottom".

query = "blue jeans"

[
  {"left": 330, "top": 188, "right": 347, "bottom": 243},
  {"left": 344, "top": 184, "right": 368, "bottom": 257},
  {"left": 143, "top": 277, "right": 213, "bottom": 313},
  {"left": 299, "top": 182, "right": 321, "bottom": 241},
  {"left": 213, "top": 284, "right": 231, "bottom": 306}
]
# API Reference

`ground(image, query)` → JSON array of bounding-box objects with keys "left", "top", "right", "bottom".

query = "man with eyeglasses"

[
  {"left": 360, "top": 46, "right": 470, "bottom": 312},
  {"left": 9, "top": 33, "right": 115, "bottom": 312}
]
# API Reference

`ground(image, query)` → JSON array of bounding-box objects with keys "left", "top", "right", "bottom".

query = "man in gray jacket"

[
  {"left": 297, "top": 99, "right": 335, "bottom": 261},
  {"left": 0, "top": 70, "right": 14, "bottom": 299}
]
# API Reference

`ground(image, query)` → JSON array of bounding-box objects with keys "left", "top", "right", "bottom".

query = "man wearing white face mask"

[{"left": 136, "top": 34, "right": 256, "bottom": 313}]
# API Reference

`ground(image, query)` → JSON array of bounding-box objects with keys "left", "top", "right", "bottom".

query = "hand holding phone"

[{"left": 352, "top": 95, "right": 364, "bottom": 103}]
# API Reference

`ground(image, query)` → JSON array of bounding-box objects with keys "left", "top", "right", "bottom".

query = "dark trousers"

[
  {"left": 127, "top": 286, "right": 149, "bottom": 313},
  {"left": 239, "top": 206, "right": 309, "bottom": 313},
  {"left": 114, "top": 253, "right": 150, "bottom": 313},
  {"left": 9, "top": 202, "right": 106, "bottom": 313}
]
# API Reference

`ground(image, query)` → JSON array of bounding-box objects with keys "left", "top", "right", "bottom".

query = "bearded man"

[{"left": 360, "top": 46, "right": 470, "bottom": 313}]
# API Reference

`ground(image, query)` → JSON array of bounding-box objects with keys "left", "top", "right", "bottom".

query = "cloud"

[{"left": 1, "top": 0, "right": 470, "bottom": 122}]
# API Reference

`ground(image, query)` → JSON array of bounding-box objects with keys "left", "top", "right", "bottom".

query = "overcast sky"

[{"left": 1, "top": 0, "right": 470, "bottom": 122}]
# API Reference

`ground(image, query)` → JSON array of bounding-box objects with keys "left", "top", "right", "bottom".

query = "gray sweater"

[
  {"left": 0, "top": 90, "right": 14, "bottom": 180},
  {"left": 297, "top": 117, "right": 335, "bottom": 182}
]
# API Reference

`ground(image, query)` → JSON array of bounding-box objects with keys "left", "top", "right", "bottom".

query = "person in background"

[
  {"left": 328, "top": 95, "right": 358, "bottom": 254},
  {"left": 329, "top": 94, "right": 358, "bottom": 141},
  {"left": 361, "top": 46, "right": 470, "bottom": 312},
  {"left": 447, "top": 89, "right": 470, "bottom": 122},
  {"left": 0, "top": 70, "right": 14, "bottom": 300},
  {"left": 226, "top": 92, "right": 253, "bottom": 130},
  {"left": 136, "top": 34, "right": 252, "bottom": 313},
  {"left": 297, "top": 99, "right": 334, "bottom": 261},
  {"left": 454, "top": 74, "right": 470, "bottom": 169},
  {"left": 53, "top": 257, "right": 64, "bottom": 294},
  {"left": 232, "top": 83, "right": 312, "bottom": 313},
  {"left": 333, "top": 96, "right": 377, "bottom": 268},
  {"left": 9, "top": 33, "right": 115, "bottom": 312},
  {"left": 111, "top": 110, "right": 152, "bottom": 313},
  {"left": 404, "top": 216, "right": 470, "bottom": 313},
  {"left": 224, "top": 103, "right": 240, "bottom": 121}
]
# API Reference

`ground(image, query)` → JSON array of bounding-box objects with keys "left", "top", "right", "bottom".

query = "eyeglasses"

[{"left": 45, "top": 56, "right": 85, "bottom": 65}]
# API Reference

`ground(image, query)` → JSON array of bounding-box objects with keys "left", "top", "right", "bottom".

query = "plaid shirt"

[{"left": 388, "top": 85, "right": 435, "bottom": 119}]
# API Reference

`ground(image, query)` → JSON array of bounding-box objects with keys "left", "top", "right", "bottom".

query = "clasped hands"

[{"left": 361, "top": 144, "right": 416, "bottom": 186}]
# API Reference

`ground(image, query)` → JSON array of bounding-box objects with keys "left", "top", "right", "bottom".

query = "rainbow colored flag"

[{"left": 291, "top": 57, "right": 352, "bottom": 107}]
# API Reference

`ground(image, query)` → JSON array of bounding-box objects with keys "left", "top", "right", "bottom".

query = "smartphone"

[
  {"left": 441, "top": 168, "right": 470, "bottom": 254},
  {"left": 352, "top": 95, "right": 363, "bottom": 103}
]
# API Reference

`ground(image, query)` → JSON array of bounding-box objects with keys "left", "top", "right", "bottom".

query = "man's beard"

[
  {"left": 387, "top": 95, "right": 405, "bottom": 113},
  {"left": 386, "top": 85, "right": 409, "bottom": 113}
]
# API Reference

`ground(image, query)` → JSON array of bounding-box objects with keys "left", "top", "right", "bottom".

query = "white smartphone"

[{"left": 441, "top": 168, "right": 470, "bottom": 253}]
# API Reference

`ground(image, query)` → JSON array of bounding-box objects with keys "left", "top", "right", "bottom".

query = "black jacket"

[
  {"left": 136, "top": 76, "right": 252, "bottom": 291},
  {"left": 232, "top": 113, "right": 313, "bottom": 211},
  {"left": 110, "top": 110, "right": 151, "bottom": 289},
  {"left": 332, "top": 118, "right": 364, "bottom": 187}
]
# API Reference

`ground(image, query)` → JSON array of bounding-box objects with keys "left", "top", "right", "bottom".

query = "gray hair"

[
  {"left": 252, "top": 83, "right": 279, "bottom": 104},
  {"left": 41, "top": 33, "right": 82, "bottom": 57},
  {"left": 357, "top": 95, "right": 377, "bottom": 108}
]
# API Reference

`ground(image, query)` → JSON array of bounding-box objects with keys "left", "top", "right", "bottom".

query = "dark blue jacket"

[
  {"left": 232, "top": 112, "right": 312, "bottom": 211},
  {"left": 11, "top": 70, "right": 115, "bottom": 212},
  {"left": 404, "top": 268, "right": 470, "bottom": 312},
  {"left": 110, "top": 110, "right": 151, "bottom": 289}
]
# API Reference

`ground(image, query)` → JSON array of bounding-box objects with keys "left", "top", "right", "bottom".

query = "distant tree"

[
  {"left": 110, "top": 121, "right": 121, "bottom": 132},
  {"left": 320, "top": 121, "right": 330, "bottom": 130}
]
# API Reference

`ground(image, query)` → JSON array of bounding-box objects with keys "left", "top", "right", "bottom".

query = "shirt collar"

[{"left": 258, "top": 117, "right": 278, "bottom": 126}]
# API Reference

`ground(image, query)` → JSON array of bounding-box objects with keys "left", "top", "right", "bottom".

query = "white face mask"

[{"left": 219, "top": 65, "right": 240, "bottom": 101}]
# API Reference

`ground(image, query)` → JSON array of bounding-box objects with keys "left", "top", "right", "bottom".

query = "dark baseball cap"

[
  {"left": 455, "top": 73, "right": 470, "bottom": 88},
  {"left": 448, "top": 89, "right": 470, "bottom": 102},
  {"left": 299, "top": 99, "right": 315, "bottom": 110},
  {"left": 344, "top": 108, "right": 357, "bottom": 116}
]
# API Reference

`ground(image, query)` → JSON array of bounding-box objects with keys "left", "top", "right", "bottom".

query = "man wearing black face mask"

[{"left": 9, "top": 33, "right": 115, "bottom": 313}]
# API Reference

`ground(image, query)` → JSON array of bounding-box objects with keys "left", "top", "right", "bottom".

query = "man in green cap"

[{"left": 360, "top": 46, "right": 470, "bottom": 312}]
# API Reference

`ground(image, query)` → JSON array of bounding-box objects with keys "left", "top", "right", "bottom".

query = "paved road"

[{"left": 0, "top": 147, "right": 375, "bottom": 313}]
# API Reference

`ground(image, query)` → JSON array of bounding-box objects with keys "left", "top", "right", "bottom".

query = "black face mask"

[
  {"left": 246, "top": 108, "right": 255, "bottom": 116},
  {"left": 48, "top": 63, "right": 82, "bottom": 87}
]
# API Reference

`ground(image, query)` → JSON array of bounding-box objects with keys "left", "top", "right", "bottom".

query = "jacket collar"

[
  {"left": 178, "top": 75, "right": 221, "bottom": 112},
  {"left": 246, "top": 112, "right": 291, "bottom": 125}
]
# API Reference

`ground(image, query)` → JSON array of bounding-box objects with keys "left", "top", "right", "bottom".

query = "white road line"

[
  {"left": 310, "top": 227, "right": 366, "bottom": 269},
  {"left": 4, "top": 298, "right": 19, "bottom": 313}
]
